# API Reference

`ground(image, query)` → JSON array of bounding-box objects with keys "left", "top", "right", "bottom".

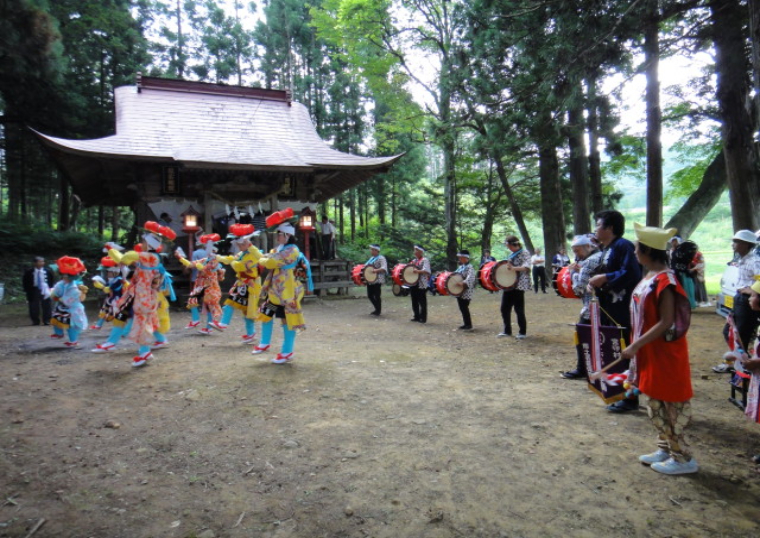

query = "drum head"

[
  {"left": 402, "top": 264, "right": 419, "bottom": 286},
  {"left": 493, "top": 261, "right": 517, "bottom": 290},
  {"left": 446, "top": 272, "right": 465, "bottom": 296},
  {"left": 363, "top": 265, "right": 378, "bottom": 284}
]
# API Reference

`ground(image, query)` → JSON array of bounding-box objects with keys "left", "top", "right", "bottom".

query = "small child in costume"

[
  {"left": 90, "top": 254, "right": 126, "bottom": 331},
  {"left": 113, "top": 222, "right": 175, "bottom": 367},
  {"left": 623, "top": 223, "right": 696, "bottom": 475},
  {"left": 176, "top": 234, "right": 226, "bottom": 334},
  {"left": 92, "top": 245, "right": 136, "bottom": 353},
  {"left": 250, "top": 208, "right": 310, "bottom": 364},
  {"left": 50, "top": 256, "right": 88, "bottom": 348},
  {"left": 217, "top": 223, "right": 263, "bottom": 344}
]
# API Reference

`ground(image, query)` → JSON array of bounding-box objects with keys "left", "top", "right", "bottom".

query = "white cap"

[
  {"left": 571, "top": 235, "right": 592, "bottom": 247},
  {"left": 733, "top": 229, "right": 758, "bottom": 244}
]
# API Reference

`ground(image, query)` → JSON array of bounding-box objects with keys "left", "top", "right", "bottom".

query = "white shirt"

[
  {"left": 530, "top": 254, "right": 545, "bottom": 268},
  {"left": 319, "top": 222, "right": 335, "bottom": 236}
]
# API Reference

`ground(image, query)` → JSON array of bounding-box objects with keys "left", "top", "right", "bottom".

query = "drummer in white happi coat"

[
  {"left": 455, "top": 249, "right": 476, "bottom": 330},
  {"left": 365, "top": 244, "right": 388, "bottom": 316}
]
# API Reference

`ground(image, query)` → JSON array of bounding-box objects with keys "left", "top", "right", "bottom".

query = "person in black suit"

[{"left": 22, "top": 256, "right": 56, "bottom": 325}]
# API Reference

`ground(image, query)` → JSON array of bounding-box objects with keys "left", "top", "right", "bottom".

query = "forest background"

[{"left": 1, "top": 0, "right": 759, "bottom": 300}]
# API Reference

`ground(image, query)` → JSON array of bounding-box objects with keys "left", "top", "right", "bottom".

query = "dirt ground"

[{"left": 1, "top": 288, "right": 759, "bottom": 538}]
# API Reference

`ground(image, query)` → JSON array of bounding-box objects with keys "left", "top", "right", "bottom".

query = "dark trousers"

[
  {"left": 457, "top": 297, "right": 472, "bottom": 327},
  {"left": 321, "top": 235, "right": 332, "bottom": 259},
  {"left": 532, "top": 266, "right": 546, "bottom": 293},
  {"left": 500, "top": 289, "right": 526, "bottom": 335},
  {"left": 598, "top": 296, "right": 635, "bottom": 402},
  {"left": 27, "top": 291, "right": 52, "bottom": 325},
  {"left": 411, "top": 287, "right": 427, "bottom": 322},
  {"left": 724, "top": 294, "right": 760, "bottom": 351},
  {"left": 367, "top": 283, "right": 382, "bottom": 314}
]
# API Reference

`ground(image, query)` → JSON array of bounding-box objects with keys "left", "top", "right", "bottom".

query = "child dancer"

[
  {"left": 624, "top": 223, "right": 696, "bottom": 475},
  {"left": 92, "top": 248, "right": 135, "bottom": 353},
  {"left": 251, "top": 208, "right": 307, "bottom": 364},
  {"left": 50, "top": 256, "right": 88, "bottom": 348},
  {"left": 176, "top": 234, "right": 226, "bottom": 334},
  {"left": 90, "top": 255, "right": 125, "bottom": 330},
  {"left": 114, "top": 222, "right": 175, "bottom": 367},
  {"left": 218, "top": 224, "right": 262, "bottom": 344}
]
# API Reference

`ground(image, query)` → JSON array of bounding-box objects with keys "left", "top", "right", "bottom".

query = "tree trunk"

[
  {"left": 711, "top": 0, "right": 760, "bottom": 230},
  {"left": 5, "top": 120, "right": 22, "bottom": 221},
  {"left": 111, "top": 206, "right": 120, "bottom": 242},
  {"left": 59, "top": 175, "right": 70, "bottom": 231},
  {"left": 665, "top": 151, "right": 727, "bottom": 238},
  {"left": 568, "top": 96, "right": 590, "bottom": 234},
  {"left": 587, "top": 73, "right": 603, "bottom": 215},
  {"left": 538, "top": 141, "right": 565, "bottom": 260},
  {"left": 493, "top": 149, "right": 533, "bottom": 253},
  {"left": 749, "top": 0, "right": 760, "bottom": 128},
  {"left": 645, "top": 0, "right": 663, "bottom": 226}
]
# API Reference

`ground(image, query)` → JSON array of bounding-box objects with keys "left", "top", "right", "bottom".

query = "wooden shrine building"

[
  {"left": 34, "top": 75, "right": 402, "bottom": 232},
  {"left": 34, "top": 75, "right": 402, "bottom": 293}
]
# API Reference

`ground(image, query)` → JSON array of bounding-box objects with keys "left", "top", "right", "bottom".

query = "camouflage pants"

[{"left": 647, "top": 398, "right": 693, "bottom": 462}]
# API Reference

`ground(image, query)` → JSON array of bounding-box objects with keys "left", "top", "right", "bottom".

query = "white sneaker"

[
  {"left": 185, "top": 321, "right": 200, "bottom": 329},
  {"left": 271, "top": 352, "right": 293, "bottom": 364},
  {"left": 209, "top": 320, "right": 225, "bottom": 332},
  {"left": 252, "top": 344, "right": 271, "bottom": 355},
  {"left": 151, "top": 341, "right": 169, "bottom": 350},
  {"left": 198, "top": 328, "right": 213, "bottom": 335},
  {"left": 515, "top": 334, "right": 526, "bottom": 340},
  {"left": 639, "top": 449, "right": 669, "bottom": 465},
  {"left": 241, "top": 334, "right": 256, "bottom": 344},
  {"left": 497, "top": 332, "right": 511, "bottom": 338},
  {"left": 91, "top": 342, "right": 116, "bottom": 353},
  {"left": 712, "top": 363, "right": 734, "bottom": 373},
  {"left": 650, "top": 457, "right": 698, "bottom": 475}
]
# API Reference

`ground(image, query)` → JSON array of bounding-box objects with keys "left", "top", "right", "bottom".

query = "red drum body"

[
  {"left": 479, "top": 260, "right": 517, "bottom": 291},
  {"left": 435, "top": 271, "right": 453, "bottom": 296},
  {"left": 391, "top": 263, "right": 406, "bottom": 286},
  {"left": 554, "top": 266, "right": 578, "bottom": 299},
  {"left": 351, "top": 264, "right": 367, "bottom": 286}
]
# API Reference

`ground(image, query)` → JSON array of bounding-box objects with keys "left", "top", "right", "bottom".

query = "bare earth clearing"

[{"left": 1, "top": 290, "right": 759, "bottom": 538}]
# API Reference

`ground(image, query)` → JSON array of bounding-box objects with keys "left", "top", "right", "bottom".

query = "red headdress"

[
  {"left": 57, "top": 256, "right": 86, "bottom": 276},
  {"left": 199, "top": 233, "right": 222, "bottom": 245},
  {"left": 229, "top": 223, "right": 255, "bottom": 237},
  {"left": 99, "top": 256, "right": 117, "bottom": 268},
  {"left": 143, "top": 221, "right": 176, "bottom": 241},
  {"left": 265, "top": 208, "right": 295, "bottom": 229}
]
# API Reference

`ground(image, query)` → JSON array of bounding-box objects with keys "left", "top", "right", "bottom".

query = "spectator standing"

[
  {"left": 690, "top": 249, "right": 710, "bottom": 307},
  {"left": 561, "top": 235, "right": 603, "bottom": 379},
  {"left": 530, "top": 247, "right": 547, "bottom": 293},
  {"left": 319, "top": 216, "right": 335, "bottom": 259},
  {"left": 22, "top": 256, "right": 55, "bottom": 325},
  {"left": 712, "top": 230, "right": 760, "bottom": 373},
  {"left": 552, "top": 248, "right": 570, "bottom": 275},
  {"left": 588, "top": 210, "right": 642, "bottom": 412}
]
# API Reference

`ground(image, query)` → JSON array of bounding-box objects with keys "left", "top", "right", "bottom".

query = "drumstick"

[{"left": 588, "top": 356, "right": 625, "bottom": 381}]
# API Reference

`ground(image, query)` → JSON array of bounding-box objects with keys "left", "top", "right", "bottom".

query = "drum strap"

[
  {"left": 366, "top": 256, "right": 378, "bottom": 265},
  {"left": 455, "top": 264, "right": 465, "bottom": 273},
  {"left": 507, "top": 248, "right": 524, "bottom": 261}
]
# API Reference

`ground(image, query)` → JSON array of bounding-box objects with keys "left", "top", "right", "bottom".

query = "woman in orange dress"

[{"left": 623, "top": 223, "right": 696, "bottom": 475}]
